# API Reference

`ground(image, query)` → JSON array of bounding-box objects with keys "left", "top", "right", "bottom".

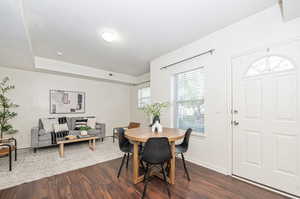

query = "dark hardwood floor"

[{"left": 0, "top": 158, "right": 290, "bottom": 199}]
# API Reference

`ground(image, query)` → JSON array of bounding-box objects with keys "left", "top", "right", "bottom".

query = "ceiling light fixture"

[
  {"left": 57, "top": 51, "right": 63, "bottom": 56},
  {"left": 101, "top": 30, "right": 118, "bottom": 42}
]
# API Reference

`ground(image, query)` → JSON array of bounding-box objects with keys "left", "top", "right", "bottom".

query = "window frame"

[
  {"left": 245, "top": 55, "right": 295, "bottom": 78},
  {"left": 137, "top": 86, "right": 151, "bottom": 109},
  {"left": 173, "top": 67, "right": 205, "bottom": 135}
]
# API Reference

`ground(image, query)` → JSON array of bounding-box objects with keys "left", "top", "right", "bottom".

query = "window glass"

[
  {"left": 175, "top": 68, "right": 204, "bottom": 134},
  {"left": 246, "top": 56, "right": 294, "bottom": 77},
  {"left": 138, "top": 87, "right": 150, "bottom": 108}
]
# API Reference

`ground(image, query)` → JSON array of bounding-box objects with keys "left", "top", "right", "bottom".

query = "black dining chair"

[
  {"left": 117, "top": 128, "right": 133, "bottom": 178},
  {"left": 141, "top": 137, "right": 172, "bottom": 199},
  {"left": 175, "top": 128, "right": 192, "bottom": 181}
]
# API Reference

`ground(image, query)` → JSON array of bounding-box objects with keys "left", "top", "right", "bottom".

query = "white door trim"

[{"left": 227, "top": 36, "right": 300, "bottom": 197}]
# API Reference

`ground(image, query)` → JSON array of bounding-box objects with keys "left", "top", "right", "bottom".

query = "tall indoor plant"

[
  {"left": 0, "top": 77, "right": 19, "bottom": 139},
  {"left": 141, "top": 102, "right": 169, "bottom": 126}
]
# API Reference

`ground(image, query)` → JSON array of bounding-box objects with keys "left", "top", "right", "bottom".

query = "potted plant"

[
  {"left": 141, "top": 102, "right": 169, "bottom": 127},
  {"left": 0, "top": 77, "right": 19, "bottom": 140},
  {"left": 79, "top": 126, "right": 91, "bottom": 136}
]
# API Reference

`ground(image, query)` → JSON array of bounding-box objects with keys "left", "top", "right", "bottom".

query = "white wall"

[
  {"left": 150, "top": 5, "right": 300, "bottom": 174},
  {"left": 130, "top": 82, "right": 150, "bottom": 127},
  {"left": 0, "top": 66, "right": 131, "bottom": 148}
]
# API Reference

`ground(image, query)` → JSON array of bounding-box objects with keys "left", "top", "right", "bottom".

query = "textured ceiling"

[{"left": 1, "top": 0, "right": 277, "bottom": 76}]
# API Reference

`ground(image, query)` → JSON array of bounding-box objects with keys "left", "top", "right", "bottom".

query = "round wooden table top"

[{"left": 125, "top": 127, "right": 185, "bottom": 143}]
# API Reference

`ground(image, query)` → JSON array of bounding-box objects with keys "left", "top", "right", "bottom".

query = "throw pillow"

[
  {"left": 41, "top": 118, "right": 58, "bottom": 133},
  {"left": 87, "top": 117, "right": 96, "bottom": 129},
  {"left": 58, "top": 117, "right": 67, "bottom": 124},
  {"left": 53, "top": 123, "right": 69, "bottom": 133},
  {"left": 74, "top": 119, "right": 88, "bottom": 130}
]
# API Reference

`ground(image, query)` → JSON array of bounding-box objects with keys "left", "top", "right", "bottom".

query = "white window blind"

[
  {"left": 138, "top": 87, "right": 150, "bottom": 108},
  {"left": 175, "top": 68, "right": 204, "bottom": 134}
]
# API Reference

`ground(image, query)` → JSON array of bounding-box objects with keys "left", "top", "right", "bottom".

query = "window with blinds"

[
  {"left": 174, "top": 68, "right": 204, "bottom": 134},
  {"left": 138, "top": 87, "right": 151, "bottom": 108}
]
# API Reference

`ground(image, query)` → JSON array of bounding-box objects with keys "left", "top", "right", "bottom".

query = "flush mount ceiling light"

[
  {"left": 101, "top": 30, "right": 118, "bottom": 42},
  {"left": 57, "top": 51, "right": 63, "bottom": 56}
]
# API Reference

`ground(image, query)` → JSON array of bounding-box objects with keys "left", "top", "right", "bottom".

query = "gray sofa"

[{"left": 31, "top": 116, "right": 105, "bottom": 152}]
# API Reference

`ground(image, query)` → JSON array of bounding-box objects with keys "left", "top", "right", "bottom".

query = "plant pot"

[{"left": 80, "top": 130, "right": 88, "bottom": 136}]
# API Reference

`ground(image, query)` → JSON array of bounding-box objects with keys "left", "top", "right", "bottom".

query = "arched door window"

[{"left": 246, "top": 56, "right": 295, "bottom": 77}]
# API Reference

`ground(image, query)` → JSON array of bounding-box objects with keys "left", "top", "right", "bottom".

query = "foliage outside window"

[
  {"left": 174, "top": 68, "right": 204, "bottom": 134},
  {"left": 138, "top": 87, "right": 150, "bottom": 108}
]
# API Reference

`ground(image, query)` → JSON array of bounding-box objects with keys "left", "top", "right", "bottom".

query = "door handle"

[{"left": 232, "top": 120, "right": 239, "bottom": 126}]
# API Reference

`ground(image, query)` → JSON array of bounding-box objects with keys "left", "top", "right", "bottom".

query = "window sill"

[{"left": 191, "top": 133, "right": 206, "bottom": 139}]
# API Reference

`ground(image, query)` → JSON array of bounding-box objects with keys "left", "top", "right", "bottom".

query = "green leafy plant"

[
  {"left": 141, "top": 102, "right": 169, "bottom": 118},
  {"left": 79, "top": 126, "right": 92, "bottom": 131},
  {"left": 0, "top": 77, "right": 19, "bottom": 139}
]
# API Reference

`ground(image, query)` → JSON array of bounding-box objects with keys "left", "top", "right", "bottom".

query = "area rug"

[{"left": 0, "top": 139, "right": 122, "bottom": 190}]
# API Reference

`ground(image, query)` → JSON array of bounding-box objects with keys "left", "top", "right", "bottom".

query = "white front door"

[{"left": 232, "top": 40, "right": 300, "bottom": 196}]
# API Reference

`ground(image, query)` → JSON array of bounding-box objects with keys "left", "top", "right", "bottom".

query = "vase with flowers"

[{"left": 141, "top": 102, "right": 169, "bottom": 132}]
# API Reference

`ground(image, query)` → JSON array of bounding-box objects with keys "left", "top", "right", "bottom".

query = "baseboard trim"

[
  {"left": 232, "top": 175, "right": 300, "bottom": 199},
  {"left": 185, "top": 157, "right": 299, "bottom": 198},
  {"left": 185, "top": 157, "right": 229, "bottom": 175}
]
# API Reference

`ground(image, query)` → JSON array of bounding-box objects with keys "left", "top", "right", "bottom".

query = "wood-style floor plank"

[{"left": 0, "top": 158, "right": 291, "bottom": 199}]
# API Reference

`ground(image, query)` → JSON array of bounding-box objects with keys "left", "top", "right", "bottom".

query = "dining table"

[{"left": 125, "top": 127, "right": 185, "bottom": 184}]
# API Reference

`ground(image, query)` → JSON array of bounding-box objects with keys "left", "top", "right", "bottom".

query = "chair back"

[
  {"left": 128, "top": 122, "right": 140, "bottom": 129},
  {"left": 142, "top": 137, "right": 172, "bottom": 164},
  {"left": 117, "top": 128, "right": 130, "bottom": 151},
  {"left": 181, "top": 128, "right": 192, "bottom": 150}
]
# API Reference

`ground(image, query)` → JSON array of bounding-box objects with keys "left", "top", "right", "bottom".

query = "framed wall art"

[{"left": 50, "top": 90, "right": 85, "bottom": 114}]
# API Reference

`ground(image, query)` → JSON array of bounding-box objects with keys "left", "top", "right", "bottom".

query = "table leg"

[
  {"left": 169, "top": 141, "right": 176, "bottom": 184},
  {"left": 89, "top": 139, "right": 96, "bottom": 151},
  {"left": 59, "top": 143, "right": 64, "bottom": 158},
  {"left": 133, "top": 142, "right": 139, "bottom": 184}
]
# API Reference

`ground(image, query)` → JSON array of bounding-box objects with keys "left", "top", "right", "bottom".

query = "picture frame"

[{"left": 49, "top": 90, "right": 86, "bottom": 114}]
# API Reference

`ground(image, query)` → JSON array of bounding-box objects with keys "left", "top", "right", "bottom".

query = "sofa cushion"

[
  {"left": 41, "top": 118, "right": 58, "bottom": 133},
  {"left": 67, "top": 117, "right": 83, "bottom": 130},
  {"left": 74, "top": 119, "right": 88, "bottom": 130},
  {"left": 86, "top": 117, "right": 97, "bottom": 129},
  {"left": 69, "top": 130, "right": 81, "bottom": 136},
  {"left": 38, "top": 133, "right": 51, "bottom": 141},
  {"left": 53, "top": 123, "right": 69, "bottom": 133},
  {"left": 88, "top": 129, "right": 100, "bottom": 136}
]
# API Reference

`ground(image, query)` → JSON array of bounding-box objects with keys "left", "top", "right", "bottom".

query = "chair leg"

[
  {"left": 13, "top": 138, "right": 17, "bottom": 161},
  {"left": 117, "top": 154, "right": 126, "bottom": 178},
  {"left": 9, "top": 149, "right": 12, "bottom": 171},
  {"left": 15, "top": 148, "right": 17, "bottom": 161},
  {"left": 161, "top": 163, "right": 171, "bottom": 198},
  {"left": 181, "top": 153, "right": 191, "bottom": 181},
  {"left": 126, "top": 153, "right": 130, "bottom": 168},
  {"left": 140, "top": 160, "right": 146, "bottom": 172},
  {"left": 15, "top": 149, "right": 17, "bottom": 162},
  {"left": 142, "top": 164, "right": 150, "bottom": 199},
  {"left": 143, "top": 163, "right": 148, "bottom": 183}
]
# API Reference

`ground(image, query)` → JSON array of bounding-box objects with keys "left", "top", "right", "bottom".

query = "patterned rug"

[{"left": 0, "top": 139, "right": 122, "bottom": 190}]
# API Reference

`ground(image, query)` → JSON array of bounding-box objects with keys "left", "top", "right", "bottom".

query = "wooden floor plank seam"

[{"left": 0, "top": 158, "right": 290, "bottom": 199}]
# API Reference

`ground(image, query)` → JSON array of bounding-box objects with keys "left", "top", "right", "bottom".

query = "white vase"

[
  {"left": 152, "top": 121, "right": 163, "bottom": 133},
  {"left": 81, "top": 130, "right": 88, "bottom": 136}
]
